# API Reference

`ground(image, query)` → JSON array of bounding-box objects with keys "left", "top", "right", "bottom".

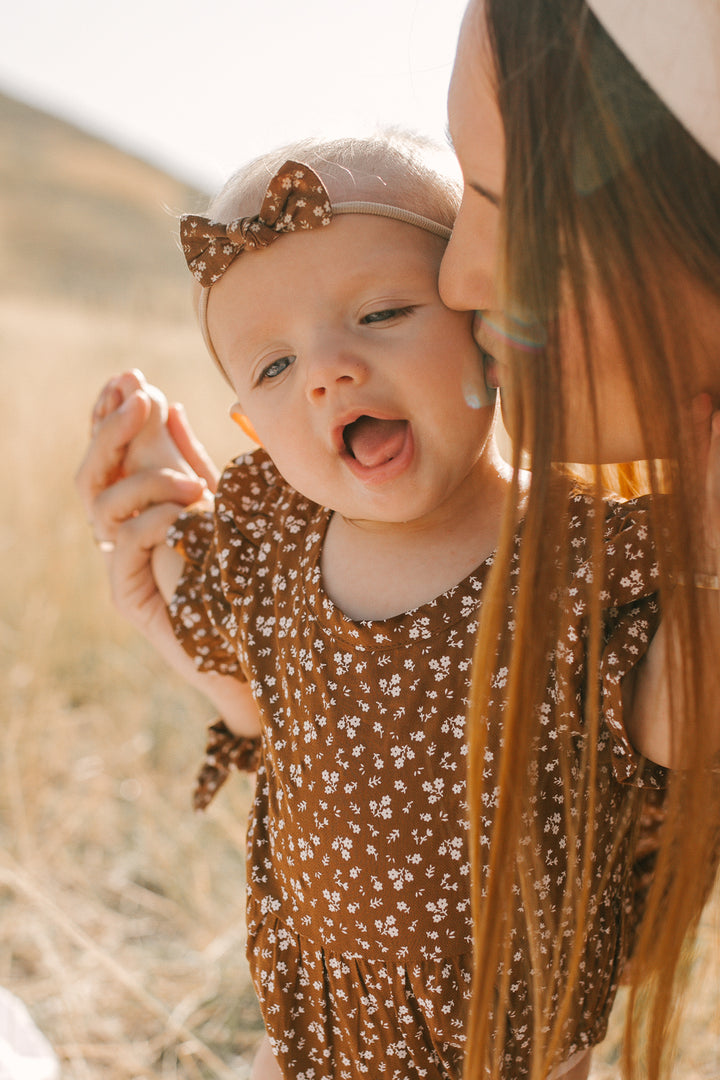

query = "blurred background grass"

[
  {"left": 0, "top": 91, "right": 716, "bottom": 1078},
  {"left": 0, "top": 91, "right": 263, "bottom": 1078}
]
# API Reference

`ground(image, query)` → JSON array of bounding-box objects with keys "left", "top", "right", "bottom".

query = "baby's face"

[{"left": 206, "top": 214, "right": 495, "bottom": 526}]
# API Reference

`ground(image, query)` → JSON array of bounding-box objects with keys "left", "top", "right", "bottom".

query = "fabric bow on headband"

[{"left": 181, "top": 161, "right": 333, "bottom": 287}]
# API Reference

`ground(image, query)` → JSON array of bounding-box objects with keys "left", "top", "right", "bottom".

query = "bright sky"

[{"left": 3, "top": 0, "right": 468, "bottom": 192}]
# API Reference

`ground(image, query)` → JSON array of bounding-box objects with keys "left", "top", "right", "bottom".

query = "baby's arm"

[
  {"left": 96, "top": 371, "right": 261, "bottom": 740},
  {"left": 626, "top": 585, "right": 720, "bottom": 770}
]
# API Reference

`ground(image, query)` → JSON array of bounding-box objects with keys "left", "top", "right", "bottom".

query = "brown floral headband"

[{"left": 179, "top": 159, "right": 453, "bottom": 382}]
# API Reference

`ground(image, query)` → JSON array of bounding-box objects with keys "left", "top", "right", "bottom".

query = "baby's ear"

[{"left": 229, "top": 403, "right": 262, "bottom": 445}]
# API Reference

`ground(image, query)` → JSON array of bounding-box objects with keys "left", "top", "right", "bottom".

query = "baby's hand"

[{"left": 94, "top": 369, "right": 199, "bottom": 481}]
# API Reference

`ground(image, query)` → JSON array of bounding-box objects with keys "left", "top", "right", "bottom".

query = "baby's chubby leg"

[
  {"left": 92, "top": 369, "right": 199, "bottom": 481},
  {"left": 250, "top": 1034, "right": 284, "bottom": 1080}
]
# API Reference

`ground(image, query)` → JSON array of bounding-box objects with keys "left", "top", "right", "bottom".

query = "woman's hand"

[
  {"left": 76, "top": 370, "right": 217, "bottom": 549},
  {"left": 76, "top": 369, "right": 212, "bottom": 662},
  {"left": 107, "top": 496, "right": 260, "bottom": 736},
  {"left": 76, "top": 373, "right": 259, "bottom": 735}
]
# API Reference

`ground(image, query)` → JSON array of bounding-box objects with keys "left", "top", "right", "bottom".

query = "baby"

[{"left": 107, "top": 133, "right": 661, "bottom": 1080}]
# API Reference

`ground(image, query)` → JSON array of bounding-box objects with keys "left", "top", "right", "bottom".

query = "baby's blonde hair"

[{"left": 207, "top": 129, "right": 461, "bottom": 231}]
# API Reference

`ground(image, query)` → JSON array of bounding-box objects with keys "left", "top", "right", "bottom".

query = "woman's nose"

[{"left": 439, "top": 199, "right": 498, "bottom": 314}]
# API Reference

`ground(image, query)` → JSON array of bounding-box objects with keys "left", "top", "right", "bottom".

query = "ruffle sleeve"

[
  {"left": 557, "top": 493, "right": 664, "bottom": 785},
  {"left": 597, "top": 498, "right": 664, "bottom": 783},
  {"left": 167, "top": 448, "right": 284, "bottom": 678}
]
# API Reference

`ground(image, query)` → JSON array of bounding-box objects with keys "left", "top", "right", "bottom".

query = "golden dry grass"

[
  {"left": 0, "top": 291, "right": 265, "bottom": 1078},
  {"left": 0, "top": 93, "right": 717, "bottom": 1080}
]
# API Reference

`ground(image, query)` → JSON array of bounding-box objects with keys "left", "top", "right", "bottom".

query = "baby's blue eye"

[
  {"left": 362, "top": 306, "right": 414, "bottom": 324},
  {"left": 260, "top": 355, "right": 295, "bottom": 382}
]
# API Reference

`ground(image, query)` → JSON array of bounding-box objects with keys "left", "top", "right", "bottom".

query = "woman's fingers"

[
  {"left": 90, "top": 468, "right": 206, "bottom": 547},
  {"left": 107, "top": 503, "right": 208, "bottom": 686},
  {"left": 109, "top": 502, "right": 183, "bottom": 625},
  {"left": 90, "top": 370, "right": 146, "bottom": 432},
  {"left": 78, "top": 372, "right": 217, "bottom": 558},
  {"left": 76, "top": 389, "right": 152, "bottom": 516},
  {"left": 167, "top": 403, "right": 220, "bottom": 492},
  {"left": 107, "top": 501, "right": 218, "bottom": 688}
]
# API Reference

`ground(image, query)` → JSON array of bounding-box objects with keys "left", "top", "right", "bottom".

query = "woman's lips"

[
  {"left": 481, "top": 352, "right": 500, "bottom": 390},
  {"left": 471, "top": 315, "right": 502, "bottom": 394}
]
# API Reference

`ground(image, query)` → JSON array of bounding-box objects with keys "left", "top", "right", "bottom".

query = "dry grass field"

[{"left": 0, "top": 93, "right": 717, "bottom": 1079}]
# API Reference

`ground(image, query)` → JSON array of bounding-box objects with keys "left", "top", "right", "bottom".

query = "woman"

[
  {"left": 78, "top": 1, "right": 720, "bottom": 1077},
  {"left": 439, "top": 2, "right": 720, "bottom": 1078}
]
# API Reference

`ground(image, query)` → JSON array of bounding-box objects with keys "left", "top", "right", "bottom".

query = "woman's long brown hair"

[{"left": 464, "top": 1, "right": 720, "bottom": 1077}]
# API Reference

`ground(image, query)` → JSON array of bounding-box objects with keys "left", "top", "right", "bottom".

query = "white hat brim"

[{"left": 586, "top": 0, "right": 720, "bottom": 163}]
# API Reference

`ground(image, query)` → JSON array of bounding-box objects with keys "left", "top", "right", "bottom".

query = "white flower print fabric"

[{"left": 168, "top": 449, "right": 664, "bottom": 1079}]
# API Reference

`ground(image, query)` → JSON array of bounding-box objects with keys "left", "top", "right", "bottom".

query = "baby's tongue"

[{"left": 344, "top": 416, "right": 407, "bottom": 467}]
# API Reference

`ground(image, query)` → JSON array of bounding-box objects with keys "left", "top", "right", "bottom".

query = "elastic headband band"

[
  {"left": 332, "top": 201, "right": 451, "bottom": 240},
  {"left": 180, "top": 160, "right": 452, "bottom": 383}
]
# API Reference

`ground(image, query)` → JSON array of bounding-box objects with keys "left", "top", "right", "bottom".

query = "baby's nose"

[{"left": 305, "top": 346, "right": 367, "bottom": 400}]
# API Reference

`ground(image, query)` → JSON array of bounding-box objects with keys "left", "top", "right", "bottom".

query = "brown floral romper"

[{"left": 168, "top": 450, "right": 664, "bottom": 1079}]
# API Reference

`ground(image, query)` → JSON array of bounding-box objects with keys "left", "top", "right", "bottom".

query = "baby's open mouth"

[{"left": 343, "top": 416, "right": 408, "bottom": 468}]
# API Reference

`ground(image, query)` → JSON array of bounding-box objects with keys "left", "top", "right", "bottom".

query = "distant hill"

[{"left": 0, "top": 91, "right": 208, "bottom": 313}]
